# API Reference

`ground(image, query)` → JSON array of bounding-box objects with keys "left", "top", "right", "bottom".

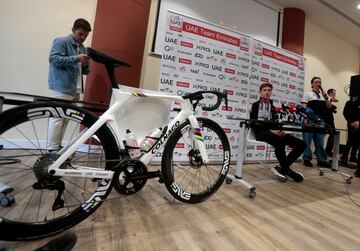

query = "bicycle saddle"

[{"left": 87, "top": 47, "right": 131, "bottom": 67}]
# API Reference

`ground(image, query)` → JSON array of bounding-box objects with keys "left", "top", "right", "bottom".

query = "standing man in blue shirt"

[{"left": 47, "top": 18, "right": 91, "bottom": 152}]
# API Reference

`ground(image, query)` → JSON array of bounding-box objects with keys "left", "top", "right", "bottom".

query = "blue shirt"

[{"left": 48, "top": 35, "right": 90, "bottom": 95}]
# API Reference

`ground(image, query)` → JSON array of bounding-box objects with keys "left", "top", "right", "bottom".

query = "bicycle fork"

[{"left": 188, "top": 115, "right": 209, "bottom": 164}]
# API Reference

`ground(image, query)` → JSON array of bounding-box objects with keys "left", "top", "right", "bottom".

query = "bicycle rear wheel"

[
  {"left": 0, "top": 102, "right": 119, "bottom": 240},
  {"left": 161, "top": 118, "right": 230, "bottom": 203}
]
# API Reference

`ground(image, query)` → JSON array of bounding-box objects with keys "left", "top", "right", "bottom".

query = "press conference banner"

[{"left": 159, "top": 10, "right": 305, "bottom": 161}]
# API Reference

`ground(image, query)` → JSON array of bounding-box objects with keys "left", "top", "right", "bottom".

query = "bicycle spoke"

[{"left": 31, "top": 120, "right": 45, "bottom": 154}]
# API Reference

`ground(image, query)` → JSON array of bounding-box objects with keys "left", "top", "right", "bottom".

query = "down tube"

[
  {"left": 140, "top": 110, "right": 189, "bottom": 165},
  {"left": 187, "top": 115, "right": 209, "bottom": 163}
]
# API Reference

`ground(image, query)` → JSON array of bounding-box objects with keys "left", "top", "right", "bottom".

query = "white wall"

[
  {"left": 0, "top": 0, "right": 97, "bottom": 97},
  {"left": 303, "top": 20, "right": 360, "bottom": 144}
]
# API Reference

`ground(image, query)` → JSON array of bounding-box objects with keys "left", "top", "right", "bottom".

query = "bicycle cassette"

[{"left": 113, "top": 159, "right": 148, "bottom": 195}]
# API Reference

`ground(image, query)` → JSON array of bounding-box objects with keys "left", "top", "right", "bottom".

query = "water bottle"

[
  {"left": 124, "top": 129, "right": 141, "bottom": 158},
  {"left": 140, "top": 127, "right": 163, "bottom": 151}
]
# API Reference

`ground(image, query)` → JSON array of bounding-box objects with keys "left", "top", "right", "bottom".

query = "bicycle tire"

[
  {"left": 161, "top": 118, "right": 230, "bottom": 203},
  {"left": 0, "top": 102, "right": 119, "bottom": 240}
]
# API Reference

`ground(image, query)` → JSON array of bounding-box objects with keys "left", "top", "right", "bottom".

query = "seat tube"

[{"left": 188, "top": 115, "right": 209, "bottom": 163}]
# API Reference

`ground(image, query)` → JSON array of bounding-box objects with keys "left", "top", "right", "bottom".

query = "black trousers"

[
  {"left": 255, "top": 130, "right": 307, "bottom": 169},
  {"left": 341, "top": 126, "right": 360, "bottom": 160},
  {"left": 325, "top": 120, "right": 335, "bottom": 155}
]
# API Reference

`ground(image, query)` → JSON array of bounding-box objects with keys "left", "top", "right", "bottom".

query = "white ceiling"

[{"left": 269, "top": 0, "right": 360, "bottom": 48}]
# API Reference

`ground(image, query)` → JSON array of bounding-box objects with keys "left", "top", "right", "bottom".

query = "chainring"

[{"left": 113, "top": 159, "right": 148, "bottom": 195}]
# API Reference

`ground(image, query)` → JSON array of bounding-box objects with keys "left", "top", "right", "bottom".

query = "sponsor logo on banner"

[
  {"left": 162, "top": 64, "right": 176, "bottom": 70},
  {"left": 250, "top": 94, "right": 258, "bottom": 99},
  {"left": 179, "top": 58, "right": 192, "bottom": 64},
  {"left": 179, "top": 66, "right": 186, "bottom": 72},
  {"left": 225, "top": 68, "right": 235, "bottom": 74},
  {"left": 194, "top": 52, "right": 203, "bottom": 58},
  {"left": 235, "top": 108, "right": 247, "bottom": 113},
  {"left": 261, "top": 63, "right": 269, "bottom": 69},
  {"left": 240, "top": 37, "right": 250, "bottom": 51},
  {"left": 203, "top": 72, "right": 216, "bottom": 78},
  {"left": 271, "top": 66, "right": 281, "bottom": 72},
  {"left": 165, "top": 37, "right": 178, "bottom": 44},
  {"left": 193, "top": 83, "right": 208, "bottom": 90},
  {"left": 223, "top": 128, "right": 231, "bottom": 133},
  {"left": 239, "top": 56, "right": 250, "bottom": 63},
  {"left": 257, "top": 145, "right": 266, "bottom": 150},
  {"left": 222, "top": 106, "right": 233, "bottom": 111},
  {"left": 194, "top": 61, "right": 209, "bottom": 68},
  {"left": 254, "top": 42, "right": 262, "bottom": 56},
  {"left": 289, "top": 84, "right": 296, "bottom": 89},
  {"left": 178, "top": 50, "right": 192, "bottom": 56},
  {"left": 226, "top": 53, "right": 236, "bottom": 59},
  {"left": 261, "top": 77, "right": 269, "bottom": 82},
  {"left": 229, "top": 62, "right": 239, "bottom": 67},
  {"left": 181, "top": 41, "right": 193, "bottom": 48},
  {"left": 160, "top": 78, "right": 173, "bottom": 86},
  {"left": 176, "top": 81, "right": 190, "bottom": 88},
  {"left": 164, "top": 45, "right": 174, "bottom": 52},
  {"left": 212, "top": 65, "right": 222, "bottom": 71},
  {"left": 170, "top": 15, "right": 182, "bottom": 32},
  {"left": 163, "top": 54, "right": 176, "bottom": 61},
  {"left": 213, "top": 49, "right": 223, "bottom": 56}
]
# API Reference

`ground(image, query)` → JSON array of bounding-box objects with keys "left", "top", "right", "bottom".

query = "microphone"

[
  {"left": 297, "top": 106, "right": 321, "bottom": 124},
  {"left": 282, "top": 103, "right": 296, "bottom": 123},
  {"left": 270, "top": 106, "right": 282, "bottom": 122}
]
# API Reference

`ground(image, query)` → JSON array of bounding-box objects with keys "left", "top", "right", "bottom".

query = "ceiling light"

[{"left": 357, "top": 4, "right": 360, "bottom": 9}]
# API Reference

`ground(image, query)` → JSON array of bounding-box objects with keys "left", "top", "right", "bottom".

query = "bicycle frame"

[{"left": 47, "top": 85, "right": 209, "bottom": 179}]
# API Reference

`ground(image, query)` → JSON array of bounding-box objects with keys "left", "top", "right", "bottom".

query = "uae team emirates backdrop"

[{"left": 159, "top": 11, "right": 305, "bottom": 161}]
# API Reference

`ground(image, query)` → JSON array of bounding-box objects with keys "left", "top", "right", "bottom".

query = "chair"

[{"left": 245, "top": 127, "right": 288, "bottom": 182}]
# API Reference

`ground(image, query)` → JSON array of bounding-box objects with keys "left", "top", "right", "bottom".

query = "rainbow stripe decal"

[
  {"left": 193, "top": 128, "right": 204, "bottom": 142},
  {"left": 131, "top": 92, "right": 147, "bottom": 97}
]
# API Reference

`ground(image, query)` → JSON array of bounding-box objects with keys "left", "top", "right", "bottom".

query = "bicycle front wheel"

[
  {"left": 161, "top": 118, "right": 230, "bottom": 203},
  {"left": 0, "top": 102, "right": 119, "bottom": 240}
]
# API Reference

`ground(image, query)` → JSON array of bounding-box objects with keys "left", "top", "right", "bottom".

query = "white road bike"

[{"left": 0, "top": 48, "right": 230, "bottom": 240}]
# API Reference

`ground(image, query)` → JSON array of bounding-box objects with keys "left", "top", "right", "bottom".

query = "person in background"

[
  {"left": 342, "top": 94, "right": 360, "bottom": 177},
  {"left": 47, "top": 18, "right": 92, "bottom": 152},
  {"left": 250, "top": 83, "right": 306, "bottom": 182},
  {"left": 301, "top": 77, "right": 332, "bottom": 168},
  {"left": 340, "top": 95, "right": 360, "bottom": 167},
  {"left": 324, "top": 88, "right": 338, "bottom": 157}
]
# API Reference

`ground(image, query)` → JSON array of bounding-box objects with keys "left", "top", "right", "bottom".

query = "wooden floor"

[{"left": 1, "top": 162, "right": 360, "bottom": 251}]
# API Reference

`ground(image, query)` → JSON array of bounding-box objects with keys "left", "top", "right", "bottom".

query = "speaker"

[{"left": 350, "top": 75, "right": 360, "bottom": 97}]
